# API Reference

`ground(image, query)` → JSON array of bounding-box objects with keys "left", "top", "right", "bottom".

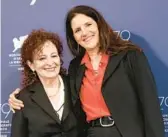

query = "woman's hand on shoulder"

[{"left": 8, "top": 88, "right": 24, "bottom": 113}]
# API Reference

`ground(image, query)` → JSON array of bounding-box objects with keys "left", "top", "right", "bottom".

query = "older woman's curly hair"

[{"left": 21, "top": 29, "right": 66, "bottom": 88}]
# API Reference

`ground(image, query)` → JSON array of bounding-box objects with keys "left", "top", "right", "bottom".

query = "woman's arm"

[
  {"left": 8, "top": 88, "right": 24, "bottom": 113},
  {"left": 128, "top": 50, "right": 164, "bottom": 137},
  {"left": 11, "top": 109, "right": 28, "bottom": 137}
]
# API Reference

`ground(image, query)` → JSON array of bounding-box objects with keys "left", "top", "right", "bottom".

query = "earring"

[{"left": 32, "top": 71, "right": 36, "bottom": 77}]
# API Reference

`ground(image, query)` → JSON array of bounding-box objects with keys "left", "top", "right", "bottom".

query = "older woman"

[{"left": 10, "top": 29, "right": 78, "bottom": 137}]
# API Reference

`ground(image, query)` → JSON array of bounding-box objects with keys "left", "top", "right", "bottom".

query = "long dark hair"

[{"left": 65, "top": 5, "right": 140, "bottom": 56}]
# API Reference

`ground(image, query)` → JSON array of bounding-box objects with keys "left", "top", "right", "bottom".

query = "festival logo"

[
  {"left": 0, "top": 103, "right": 12, "bottom": 137},
  {"left": 13, "top": 35, "right": 28, "bottom": 52},
  {"left": 114, "top": 30, "right": 131, "bottom": 41},
  {"left": 8, "top": 35, "right": 28, "bottom": 71},
  {"left": 30, "top": 0, "right": 37, "bottom": 6}
]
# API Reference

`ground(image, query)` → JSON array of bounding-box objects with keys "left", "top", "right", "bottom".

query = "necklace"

[
  {"left": 55, "top": 103, "right": 64, "bottom": 113},
  {"left": 55, "top": 103, "right": 64, "bottom": 119},
  {"left": 45, "top": 79, "right": 61, "bottom": 98},
  {"left": 47, "top": 92, "right": 59, "bottom": 98}
]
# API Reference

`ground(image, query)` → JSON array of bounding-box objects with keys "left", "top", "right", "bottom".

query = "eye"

[
  {"left": 52, "top": 55, "right": 58, "bottom": 58},
  {"left": 86, "top": 23, "right": 92, "bottom": 27},
  {"left": 74, "top": 28, "right": 81, "bottom": 33},
  {"left": 38, "top": 57, "right": 46, "bottom": 61}
]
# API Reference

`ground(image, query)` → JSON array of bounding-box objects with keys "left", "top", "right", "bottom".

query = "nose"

[
  {"left": 46, "top": 58, "right": 54, "bottom": 65},
  {"left": 81, "top": 27, "right": 88, "bottom": 37}
]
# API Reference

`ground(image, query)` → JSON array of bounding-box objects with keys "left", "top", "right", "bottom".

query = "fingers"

[
  {"left": 10, "top": 88, "right": 23, "bottom": 105},
  {"left": 13, "top": 88, "right": 21, "bottom": 96},
  {"left": 8, "top": 88, "right": 24, "bottom": 112},
  {"left": 9, "top": 105, "right": 15, "bottom": 113},
  {"left": 8, "top": 98, "right": 23, "bottom": 110}
]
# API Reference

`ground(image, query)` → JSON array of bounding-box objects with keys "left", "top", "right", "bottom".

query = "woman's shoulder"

[
  {"left": 70, "top": 56, "right": 83, "bottom": 65},
  {"left": 121, "top": 48, "right": 150, "bottom": 71},
  {"left": 60, "top": 74, "right": 69, "bottom": 82},
  {"left": 113, "top": 47, "right": 143, "bottom": 59},
  {"left": 125, "top": 48, "right": 147, "bottom": 62},
  {"left": 18, "top": 83, "right": 36, "bottom": 100}
]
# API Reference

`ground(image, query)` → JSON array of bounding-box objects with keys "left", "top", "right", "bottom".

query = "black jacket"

[
  {"left": 68, "top": 50, "right": 164, "bottom": 137},
  {"left": 11, "top": 75, "right": 78, "bottom": 137}
]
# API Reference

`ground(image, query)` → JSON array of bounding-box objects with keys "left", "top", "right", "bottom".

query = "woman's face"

[
  {"left": 71, "top": 14, "right": 100, "bottom": 52},
  {"left": 27, "top": 41, "right": 61, "bottom": 81}
]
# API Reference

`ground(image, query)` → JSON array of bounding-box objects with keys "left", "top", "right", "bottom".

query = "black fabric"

[
  {"left": 68, "top": 50, "right": 164, "bottom": 137},
  {"left": 87, "top": 125, "right": 122, "bottom": 137},
  {"left": 89, "top": 116, "right": 114, "bottom": 127},
  {"left": 11, "top": 76, "right": 79, "bottom": 137}
]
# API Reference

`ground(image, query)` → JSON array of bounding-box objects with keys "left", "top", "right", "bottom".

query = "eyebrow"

[
  {"left": 36, "top": 52, "right": 58, "bottom": 57},
  {"left": 73, "top": 21, "right": 92, "bottom": 30}
]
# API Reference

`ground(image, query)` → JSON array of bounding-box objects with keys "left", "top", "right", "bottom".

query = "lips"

[
  {"left": 83, "top": 35, "right": 94, "bottom": 42},
  {"left": 44, "top": 67, "right": 56, "bottom": 71}
]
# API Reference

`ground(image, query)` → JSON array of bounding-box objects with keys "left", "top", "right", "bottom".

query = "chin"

[
  {"left": 86, "top": 45, "right": 98, "bottom": 51},
  {"left": 46, "top": 76, "right": 58, "bottom": 79},
  {"left": 44, "top": 73, "right": 59, "bottom": 78}
]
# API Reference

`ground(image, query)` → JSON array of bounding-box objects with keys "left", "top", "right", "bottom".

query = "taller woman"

[{"left": 66, "top": 5, "right": 164, "bottom": 137}]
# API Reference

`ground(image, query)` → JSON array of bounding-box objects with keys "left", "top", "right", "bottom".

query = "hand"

[{"left": 8, "top": 88, "right": 24, "bottom": 113}]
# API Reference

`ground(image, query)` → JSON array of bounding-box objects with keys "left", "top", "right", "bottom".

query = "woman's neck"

[
  {"left": 39, "top": 76, "right": 60, "bottom": 88},
  {"left": 86, "top": 48, "right": 102, "bottom": 70},
  {"left": 86, "top": 47, "right": 101, "bottom": 62}
]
